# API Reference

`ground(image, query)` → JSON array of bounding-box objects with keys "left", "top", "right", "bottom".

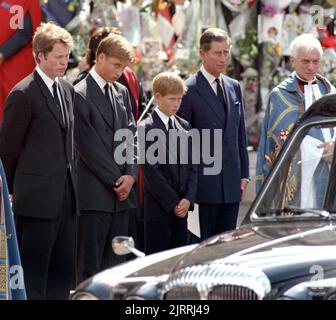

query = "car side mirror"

[{"left": 112, "top": 236, "right": 145, "bottom": 258}]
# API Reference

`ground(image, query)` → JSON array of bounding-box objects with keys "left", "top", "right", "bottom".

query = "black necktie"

[
  {"left": 168, "top": 117, "right": 174, "bottom": 130},
  {"left": 168, "top": 117, "right": 180, "bottom": 168},
  {"left": 104, "top": 83, "right": 115, "bottom": 124},
  {"left": 53, "top": 82, "right": 66, "bottom": 125},
  {"left": 215, "top": 78, "right": 227, "bottom": 114},
  {"left": 104, "top": 83, "right": 114, "bottom": 109}
]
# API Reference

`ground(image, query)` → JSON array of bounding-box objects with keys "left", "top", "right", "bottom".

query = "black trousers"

[
  {"left": 144, "top": 218, "right": 187, "bottom": 255},
  {"left": 15, "top": 176, "right": 76, "bottom": 300},
  {"left": 197, "top": 202, "right": 239, "bottom": 242},
  {"left": 76, "top": 209, "right": 133, "bottom": 284}
]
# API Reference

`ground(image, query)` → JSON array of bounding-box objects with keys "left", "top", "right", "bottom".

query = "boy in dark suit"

[
  {"left": 139, "top": 72, "right": 198, "bottom": 254},
  {"left": 74, "top": 34, "right": 138, "bottom": 282}
]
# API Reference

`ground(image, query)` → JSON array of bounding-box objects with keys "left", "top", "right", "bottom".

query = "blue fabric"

[
  {"left": 256, "top": 72, "right": 335, "bottom": 193},
  {"left": 0, "top": 160, "right": 26, "bottom": 300},
  {"left": 42, "top": 0, "right": 79, "bottom": 27}
]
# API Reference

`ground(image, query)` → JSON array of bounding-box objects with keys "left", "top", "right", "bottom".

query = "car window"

[{"left": 254, "top": 123, "right": 336, "bottom": 218}]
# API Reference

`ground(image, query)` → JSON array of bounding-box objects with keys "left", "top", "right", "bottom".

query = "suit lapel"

[
  {"left": 153, "top": 111, "right": 184, "bottom": 172},
  {"left": 174, "top": 115, "right": 187, "bottom": 131},
  {"left": 111, "top": 84, "right": 123, "bottom": 131},
  {"left": 221, "top": 76, "right": 231, "bottom": 116},
  {"left": 175, "top": 115, "right": 189, "bottom": 176},
  {"left": 58, "top": 79, "right": 73, "bottom": 128},
  {"left": 87, "top": 75, "right": 114, "bottom": 129},
  {"left": 152, "top": 111, "right": 171, "bottom": 158},
  {"left": 152, "top": 110, "right": 168, "bottom": 132},
  {"left": 33, "top": 71, "right": 65, "bottom": 129},
  {"left": 196, "top": 71, "right": 226, "bottom": 125}
]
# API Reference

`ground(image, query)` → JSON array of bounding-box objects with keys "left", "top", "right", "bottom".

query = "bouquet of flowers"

[{"left": 231, "top": 27, "right": 258, "bottom": 67}]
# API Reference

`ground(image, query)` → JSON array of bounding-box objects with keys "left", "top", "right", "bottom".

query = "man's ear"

[
  {"left": 37, "top": 51, "right": 45, "bottom": 62},
  {"left": 154, "top": 92, "right": 161, "bottom": 102},
  {"left": 199, "top": 48, "right": 205, "bottom": 59},
  {"left": 97, "top": 52, "right": 105, "bottom": 63}
]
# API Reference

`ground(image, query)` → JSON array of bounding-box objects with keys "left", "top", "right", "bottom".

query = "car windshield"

[{"left": 254, "top": 123, "right": 336, "bottom": 220}]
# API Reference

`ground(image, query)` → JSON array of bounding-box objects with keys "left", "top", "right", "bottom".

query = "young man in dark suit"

[
  {"left": 0, "top": 22, "right": 77, "bottom": 299},
  {"left": 74, "top": 34, "right": 138, "bottom": 282},
  {"left": 139, "top": 72, "right": 198, "bottom": 254},
  {"left": 177, "top": 28, "right": 250, "bottom": 242}
]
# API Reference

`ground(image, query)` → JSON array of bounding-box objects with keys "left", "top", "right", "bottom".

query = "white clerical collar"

[
  {"left": 295, "top": 72, "right": 321, "bottom": 110},
  {"left": 295, "top": 72, "right": 317, "bottom": 85}
]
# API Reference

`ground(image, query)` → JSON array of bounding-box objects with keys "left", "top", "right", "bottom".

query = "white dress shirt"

[
  {"left": 36, "top": 65, "right": 58, "bottom": 96},
  {"left": 89, "top": 67, "right": 109, "bottom": 94},
  {"left": 155, "top": 107, "right": 176, "bottom": 130},
  {"left": 200, "top": 65, "right": 222, "bottom": 95},
  {"left": 36, "top": 65, "right": 65, "bottom": 123}
]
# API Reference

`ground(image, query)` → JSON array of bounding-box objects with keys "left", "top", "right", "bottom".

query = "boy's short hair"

[
  {"left": 86, "top": 26, "right": 122, "bottom": 67},
  {"left": 152, "top": 72, "right": 187, "bottom": 96},
  {"left": 96, "top": 34, "right": 135, "bottom": 65}
]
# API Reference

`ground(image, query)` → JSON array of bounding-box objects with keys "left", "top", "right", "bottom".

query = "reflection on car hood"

[
  {"left": 172, "top": 221, "right": 336, "bottom": 273},
  {"left": 77, "top": 221, "right": 336, "bottom": 292},
  {"left": 75, "top": 244, "right": 197, "bottom": 292}
]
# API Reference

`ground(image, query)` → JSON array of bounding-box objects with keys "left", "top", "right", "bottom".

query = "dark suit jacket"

[
  {"left": 177, "top": 71, "right": 249, "bottom": 204},
  {"left": 139, "top": 111, "right": 198, "bottom": 221},
  {"left": 74, "top": 74, "right": 137, "bottom": 213},
  {"left": 0, "top": 70, "right": 77, "bottom": 219}
]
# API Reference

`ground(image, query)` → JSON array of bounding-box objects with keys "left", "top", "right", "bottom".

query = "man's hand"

[
  {"left": 113, "top": 175, "right": 135, "bottom": 201},
  {"left": 174, "top": 198, "right": 191, "bottom": 218},
  {"left": 240, "top": 178, "right": 249, "bottom": 200},
  {"left": 318, "top": 141, "right": 334, "bottom": 165}
]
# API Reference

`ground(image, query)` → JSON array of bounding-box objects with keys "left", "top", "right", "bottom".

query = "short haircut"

[
  {"left": 33, "top": 22, "right": 73, "bottom": 63},
  {"left": 152, "top": 72, "right": 187, "bottom": 96},
  {"left": 290, "top": 33, "right": 323, "bottom": 58},
  {"left": 96, "top": 34, "right": 135, "bottom": 65},
  {"left": 200, "top": 27, "right": 231, "bottom": 51},
  {"left": 86, "top": 26, "right": 122, "bottom": 67}
]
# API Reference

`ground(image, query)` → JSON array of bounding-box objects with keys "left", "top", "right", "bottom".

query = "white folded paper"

[{"left": 187, "top": 203, "right": 201, "bottom": 238}]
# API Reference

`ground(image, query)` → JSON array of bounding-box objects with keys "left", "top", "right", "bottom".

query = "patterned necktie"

[
  {"left": 52, "top": 82, "right": 66, "bottom": 125},
  {"left": 215, "top": 78, "right": 227, "bottom": 114}
]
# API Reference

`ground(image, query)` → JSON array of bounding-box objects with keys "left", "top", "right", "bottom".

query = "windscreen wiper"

[
  {"left": 253, "top": 207, "right": 330, "bottom": 219},
  {"left": 282, "top": 206, "right": 330, "bottom": 218}
]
